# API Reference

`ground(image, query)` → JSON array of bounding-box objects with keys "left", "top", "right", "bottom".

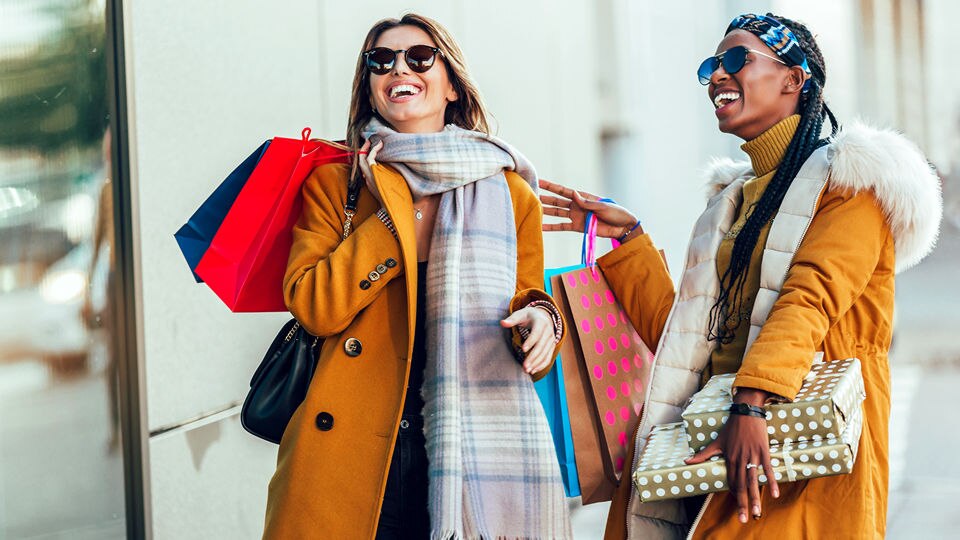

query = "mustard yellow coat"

[
  {"left": 262, "top": 162, "right": 559, "bottom": 539},
  {"left": 601, "top": 121, "right": 941, "bottom": 539}
]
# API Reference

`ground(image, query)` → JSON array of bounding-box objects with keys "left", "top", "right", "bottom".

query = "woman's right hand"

[
  {"left": 539, "top": 179, "right": 640, "bottom": 239},
  {"left": 358, "top": 138, "right": 385, "bottom": 206}
]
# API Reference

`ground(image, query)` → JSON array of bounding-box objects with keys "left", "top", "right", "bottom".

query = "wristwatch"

[{"left": 728, "top": 402, "right": 767, "bottom": 418}]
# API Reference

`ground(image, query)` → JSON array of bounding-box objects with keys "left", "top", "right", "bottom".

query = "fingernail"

[
  {"left": 739, "top": 512, "right": 747, "bottom": 524},
  {"left": 752, "top": 505, "right": 760, "bottom": 516},
  {"left": 773, "top": 487, "right": 780, "bottom": 498}
]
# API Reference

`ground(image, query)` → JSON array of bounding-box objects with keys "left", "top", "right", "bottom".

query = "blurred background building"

[{"left": 0, "top": 0, "right": 958, "bottom": 538}]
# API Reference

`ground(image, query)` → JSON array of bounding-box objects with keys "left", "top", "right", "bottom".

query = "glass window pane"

[{"left": 0, "top": 1, "right": 125, "bottom": 537}]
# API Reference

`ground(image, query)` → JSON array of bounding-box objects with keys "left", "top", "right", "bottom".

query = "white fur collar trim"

[{"left": 703, "top": 120, "right": 943, "bottom": 273}]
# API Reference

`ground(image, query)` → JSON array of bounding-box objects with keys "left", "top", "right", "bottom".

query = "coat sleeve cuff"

[
  {"left": 732, "top": 374, "right": 800, "bottom": 403},
  {"left": 597, "top": 233, "right": 659, "bottom": 271}
]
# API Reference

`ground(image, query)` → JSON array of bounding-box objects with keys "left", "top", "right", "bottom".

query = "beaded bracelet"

[
  {"left": 376, "top": 208, "right": 398, "bottom": 239},
  {"left": 521, "top": 300, "right": 564, "bottom": 344},
  {"left": 617, "top": 220, "right": 642, "bottom": 243}
]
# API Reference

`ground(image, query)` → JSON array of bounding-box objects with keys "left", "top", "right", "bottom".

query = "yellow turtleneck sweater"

[{"left": 704, "top": 114, "right": 800, "bottom": 382}]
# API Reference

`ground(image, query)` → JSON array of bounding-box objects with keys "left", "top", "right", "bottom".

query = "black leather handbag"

[
  {"left": 241, "top": 319, "right": 322, "bottom": 443},
  {"left": 240, "top": 179, "right": 361, "bottom": 444}
]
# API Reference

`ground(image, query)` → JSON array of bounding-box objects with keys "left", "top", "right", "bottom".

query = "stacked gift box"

[{"left": 633, "top": 358, "right": 866, "bottom": 502}]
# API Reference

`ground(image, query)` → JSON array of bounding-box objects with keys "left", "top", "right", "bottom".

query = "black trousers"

[{"left": 375, "top": 414, "right": 430, "bottom": 539}]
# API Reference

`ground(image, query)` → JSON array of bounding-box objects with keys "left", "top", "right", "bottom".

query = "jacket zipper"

[
  {"left": 776, "top": 177, "right": 828, "bottom": 288},
  {"left": 624, "top": 183, "right": 753, "bottom": 538},
  {"left": 625, "top": 236, "right": 694, "bottom": 539},
  {"left": 624, "top": 186, "right": 741, "bottom": 539},
  {"left": 685, "top": 155, "right": 830, "bottom": 540},
  {"left": 685, "top": 493, "right": 712, "bottom": 540}
]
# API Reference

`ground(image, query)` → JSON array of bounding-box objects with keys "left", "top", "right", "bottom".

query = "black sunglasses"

[
  {"left": 362, "top": 45, "right": 443, "bottom": 75},
  {"left": 697, "top": 45, "right": 786, "bottom": 85}
]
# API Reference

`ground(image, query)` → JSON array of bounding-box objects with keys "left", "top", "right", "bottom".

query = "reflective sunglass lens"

[
  {"left": 405, "top": 45, "right": 437, "bottom": 72},
  {"left": 697, "top": 58, "right": 718, "bottom": 85},
  {"left": 365, "top": 48, "right": 395, "bottom": 74},
  {"left": 721, "top": 46, "right": 748, "bottom": 76},
  {"left": 697, "top": 46, "right": 751, "bottom": 85}
]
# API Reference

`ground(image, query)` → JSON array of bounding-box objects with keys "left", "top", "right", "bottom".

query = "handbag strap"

[
  {"left": 293, "top": 175, "right": 359, "bottom": 336},
  {"left": 342, "top": 179, "right": 362, "bottom": 239}
]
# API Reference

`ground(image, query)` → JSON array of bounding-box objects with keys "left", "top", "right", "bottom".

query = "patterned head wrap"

[{"left": 727, "top": 13, "right": 811, "bottom": 76}]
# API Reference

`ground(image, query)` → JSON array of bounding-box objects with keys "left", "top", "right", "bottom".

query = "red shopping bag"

[{"left": 194, "top": 129, "right": 353, "bottom": 312}]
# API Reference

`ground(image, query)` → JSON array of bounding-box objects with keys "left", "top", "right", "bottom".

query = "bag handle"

[
  {"left": 581, "top": 197, "right": 617, "bottom": 269},
  {"left": 297, "top": 128, "right": 362, "bottom": 240}
]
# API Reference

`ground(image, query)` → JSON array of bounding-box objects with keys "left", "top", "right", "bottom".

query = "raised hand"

[
  {"left": 539, "top": 179, "right": 640, "bottom": 239},
  {"left": 358, "top": 138, "right": 385, "bottom": 206}
]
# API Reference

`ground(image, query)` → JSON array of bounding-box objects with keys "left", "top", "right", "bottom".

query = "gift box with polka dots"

[
  {"left": 681, "top": 358, "right": 866, "bottom": 453},
  {"left": 632, "top": 407, "right": 862, "bottom": 502}
]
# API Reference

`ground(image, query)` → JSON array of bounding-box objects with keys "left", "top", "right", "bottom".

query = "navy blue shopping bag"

[{"left": 174, "top": 141, "right": 269, "bottom": 282}]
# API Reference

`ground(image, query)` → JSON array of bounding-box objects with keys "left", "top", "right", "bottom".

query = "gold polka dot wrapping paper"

[
  {"left": 632, "top": 407, "right": 863, "bottom": 502},
  {"left": 681, "top": 358, "right": 866, "bottom": 453}
]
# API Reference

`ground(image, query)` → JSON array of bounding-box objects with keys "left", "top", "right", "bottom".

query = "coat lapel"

[{"left": 371, "top": 163, "right": 418, "bottom": 356}]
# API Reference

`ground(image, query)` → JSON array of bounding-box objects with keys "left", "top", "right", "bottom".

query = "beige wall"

[
  {"left": 124, "top": 1, "right": 603, "bottom": 537},
  {"left": 125, "top": 1, "right": 959, "bottom": 538}
]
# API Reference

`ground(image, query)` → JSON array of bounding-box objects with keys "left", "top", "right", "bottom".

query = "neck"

[
  {"left": 387, "top": 115, "right": 445, "bottom": 134},
  {"left": 737, "top": 109, "right": 797, "bottom": 141},
  {"left": 740, "top": 114, "right": 801, "bottom": 176}
]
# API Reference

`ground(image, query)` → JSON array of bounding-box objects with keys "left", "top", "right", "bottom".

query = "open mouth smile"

[
  {"left": 387, "top": 83, "right": 423, "bottom": 102},
  {"left": 713, "top": 91, "right": 741, "bottom": 110}
]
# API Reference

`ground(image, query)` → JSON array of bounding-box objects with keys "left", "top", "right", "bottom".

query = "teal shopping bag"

[
  {"left": 535, "top": 264, "right": 583, "bottom": 497},
  {"left": 535, "top": 199, "right": 622, "bottom": 498}
]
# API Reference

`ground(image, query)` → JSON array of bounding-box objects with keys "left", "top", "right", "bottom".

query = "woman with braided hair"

[{"left": 542, "top": 12, "right": 941, "bottom": 539}]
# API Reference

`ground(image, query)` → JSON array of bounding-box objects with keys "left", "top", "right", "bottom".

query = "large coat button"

[
  {"left": 315, "top": 412, "right": 334, "bottom": 431},
  {"left": 344, "top": 337, "right": 362, "bottom": 357},
  {"left": 375, "top": 264, "right": 388, "bottom": 274},
  {"left": 359, "top": 280, "right": 371, "bottom": 290},
  {"left": 368, "top": 270, "right": 381, "bottom": 282},
  {"left": 384, "top": 258, "right": 397, "bottom": 268}
]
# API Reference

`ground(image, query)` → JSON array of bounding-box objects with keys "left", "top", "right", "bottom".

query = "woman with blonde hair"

[{"left": 263, "top": 13, "right": 571, "bottom": 539}]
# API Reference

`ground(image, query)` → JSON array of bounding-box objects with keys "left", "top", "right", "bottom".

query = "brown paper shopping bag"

[{"left": 550, "top": 266, "right": 654, "bottom": 504}]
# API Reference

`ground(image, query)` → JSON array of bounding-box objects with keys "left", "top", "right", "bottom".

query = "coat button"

[
  {"left": 359, "top": 280, "right": 371, "bottom": 290},
  {"left": 344, "top": 337, "right": 362, "bottom": 357},
  {"left": 399, "top": 419, "right": 410, "bottom": 430},
  {"left": 384, "top": 258, "right": 397, "bottom": 268},
  {"left": 315, "top": 412, "right": 334, "bottom": 431},
  {"left": 368, "top": 270, "right": 381, "bottom": 282},
  {"left": 376, "top": 264, "right": 388, "bottom": 274}
]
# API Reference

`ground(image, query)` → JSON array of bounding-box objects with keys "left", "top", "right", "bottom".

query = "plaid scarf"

[{"left": 363, "top": 118, "right": 571, "bottom": 539}]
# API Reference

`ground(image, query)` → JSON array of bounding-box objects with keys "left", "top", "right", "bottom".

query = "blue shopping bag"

[
  {"left": 535, "top": 264, "right": 584, "bottom": 497},
  {"left": 535, "top": 199, "right": 619, "bottom": 497},
  {"left": 174, "top": 141, "right": 270, "bottom": 282}
]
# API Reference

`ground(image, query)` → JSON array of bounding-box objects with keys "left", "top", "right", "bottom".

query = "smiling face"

[
  {"left": 708, "top": 30, "right": 806, "bottom": 140},
  {"left": 368, "top": 25, "right": 458, "bottom": 134}
]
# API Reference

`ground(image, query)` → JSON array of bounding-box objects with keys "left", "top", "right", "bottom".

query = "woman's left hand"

[
  {"left": 684, "top": 388, "right": 780, "bottom": 523},
  {"left": 501, "top": 306, "right": 556, "bottom": 375}
]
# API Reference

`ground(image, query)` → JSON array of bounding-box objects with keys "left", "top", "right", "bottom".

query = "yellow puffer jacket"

[{"left": 601, "top": 121, "right": 941, "bottom": 540}]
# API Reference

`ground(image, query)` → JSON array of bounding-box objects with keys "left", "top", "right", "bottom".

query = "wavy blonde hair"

[{"left": 345, "top": 13, "right": 491, "bottom": 184}]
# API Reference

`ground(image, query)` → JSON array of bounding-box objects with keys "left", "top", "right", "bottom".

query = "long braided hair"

[{"left": 707, "top": 14, "right": 841, "bottom": 344}]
